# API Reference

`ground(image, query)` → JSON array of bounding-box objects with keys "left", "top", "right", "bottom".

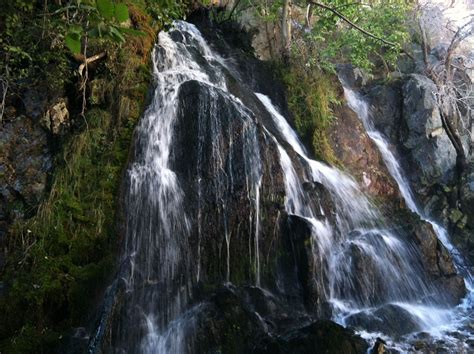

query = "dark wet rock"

[
  {"left": 283, "top": 215, "right": 332, "bottom": 318},
  {"left": 192, "top": 286, "right": 269, "bottom": 354},
  {"left": 460, "top": 168, "right": 474, "bottom": 227},
  {"left": 365, "top": 82, "right": 403, "bottom": 142},
  {"left": 409, "top": 222, "right": 466, "bottom": 305},
  {"left": 23, "top": 87, "right": 48, "bottom": 121},
  {"left": 254, "top": 320, "right": 368, "bottom": 354},
  {"left": 346, "top": 304, "right": 420, "bottom": 338},
  {"left": 189, "top": 13, "right": 290, "bottom": 117},
  {"left": 192, "top": 285, "right": 367, "bottom": 354}
]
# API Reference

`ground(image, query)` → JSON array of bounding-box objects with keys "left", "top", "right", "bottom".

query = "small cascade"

[
  {"left": 256, "top": 92, "right": 472, "bottom": 350},
  {"left": 342, "top": 83, "right": 473, "bottom": 283},
  {"left": 342, "top": 82, "right": 473, "bottom": 348}
]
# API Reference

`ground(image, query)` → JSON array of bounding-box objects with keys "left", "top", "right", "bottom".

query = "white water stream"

[
  {"left": 342, "top": 83, "right": 474, "bottom": 350},
  {"left": 257, "top": 90, "right": 474, "bottom": 352}
]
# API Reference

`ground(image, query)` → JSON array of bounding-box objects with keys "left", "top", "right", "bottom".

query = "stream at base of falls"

[{"left": 91, "top": 20, "right": 473, "bottom": 353}]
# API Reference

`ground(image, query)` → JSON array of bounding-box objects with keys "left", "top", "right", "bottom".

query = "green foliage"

[
  {"left": 61, "top": 1, "right": 138, "bottom": 55},
  {"left": 0, "top": 0, "right": 187, "bottom": 98},
  {"left": 145, "top": 0, "right": 188, "bottom": 27},
  {"left": 115, "top": 3, "right": 130, "bottom": 22},
  {"left": 311, "top": 0, "right": 411, "bottom": 72},
  {"left": 97, "top": 0, "right": 115, "bottom": 20},
  {"left": 248, "top": 0, "right": 411, "bottom": 73},
  {"left": 0, "top": 1, "right": 71, "bottom": 93}
]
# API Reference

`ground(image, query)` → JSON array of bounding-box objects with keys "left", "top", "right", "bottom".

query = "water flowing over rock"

[
  {"left": 341, "top": 74, "right": 473, "bottom": 351},
  {"left": 89, "top": 21, "right": 470, "bottom": 353}
]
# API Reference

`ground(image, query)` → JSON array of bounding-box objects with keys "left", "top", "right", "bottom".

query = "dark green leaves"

[
  {"left": 62, "top": 1, "right": 133, "bottom": 54},
  {"left": 109, "top": 26, "right": 126, "bottom": 43},
  {"left": 96, "top": 0, "right": 114, "bottom": 20}
]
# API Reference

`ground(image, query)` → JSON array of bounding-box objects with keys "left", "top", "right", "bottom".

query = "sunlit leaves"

[
  {"left": 114, "top": 3, "right": 130, "bottom": 23},
  {"left": 306, "top": 0, "right": 411, "bottom": 72}
]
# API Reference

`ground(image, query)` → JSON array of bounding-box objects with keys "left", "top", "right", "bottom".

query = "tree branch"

[
  {"left": 308, "top": 1, "right": 414, "bottom": 59},
  {"left": 78, "top": 51, "right": 107, "bottom": 77},
  {"left": 307, "top": 1, "right": 396, "bottom": 47},
  {"left": 445, "top": 17, "right": 474, "bottom": 79}
]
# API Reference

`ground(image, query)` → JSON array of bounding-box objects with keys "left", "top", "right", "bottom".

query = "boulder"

[
  {"left": 346, "top": 304, "right": 420, "bottom": 338},
  {"left": 0, "top": 115, "right": 52, "bottom": 270},
  {"left": 409, "top": 221, "right": 466, "bottom": 305},
  {"left": 41, "top": 98, "right": 70, "bottom": 135},
  {"left": 401, "top": 74, "right": 457, "bottom": 188},
  {"left": 192, "top": 286, "right": 368, "bottom": 354},
  {"left": 255, "top": 320, "right": 368, "bottom": 354}
]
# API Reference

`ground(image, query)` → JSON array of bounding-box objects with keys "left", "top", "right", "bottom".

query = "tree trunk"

[{"left": 281, "top": 0, "right": 292, "bottom": 61}]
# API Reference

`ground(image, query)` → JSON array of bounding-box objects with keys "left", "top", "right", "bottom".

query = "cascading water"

[
  {"left": 341, "top": 82, "right": 473, "bottom": 348},
  {"left": 100, "top": 21, "right": 268, "bottom": 353},
  {"left": 256, "top": 95, "right": 444, "bottom": 307},
  {"left": 93, "top": 21, "right": 471, "bottom": 353}
]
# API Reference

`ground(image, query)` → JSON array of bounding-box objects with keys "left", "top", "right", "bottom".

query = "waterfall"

[
  {"left": 342, "top": 84, "right": 473, "bottom": 283},
  {"left": 256, "top": 92, "right": 473, "bottom": 350},
  {"left": 341, "top": 82, "right": 473, "bottom": 347},
  {"left": 93, "top": 21, "right": 471, "bottom": 353}
]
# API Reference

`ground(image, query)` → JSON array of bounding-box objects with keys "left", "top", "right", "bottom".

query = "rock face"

[
  {"left": 329, "top": 103, "right": 401, "bottom": 203},
  {"left": 334, "top": 65, "right": 402, "bottom": 205},
  {"left": 366, "top": 82, "right": 403, "bottom": 143},
  {"left": 192, "top": 286, "right": 367, "bottom": 354},
  {"left": 401, "top": 74, "right": 457, "bottom": 189},
  {"left": 409, "top": 221, "right": 467, "bottom": 305},
  {"left": 0, "top": 115, "right": 52, "bottom": 268}
]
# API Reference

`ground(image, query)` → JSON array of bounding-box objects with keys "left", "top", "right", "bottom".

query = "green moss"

[
  {"left": 0, "top": 26, "right": 157, "bottom": 354},
  {"left": 0, "top": 104, "right": 136, "bottom": 352},
  {"left": 279, "top": 64, "right": 340, "bottom": 164}
]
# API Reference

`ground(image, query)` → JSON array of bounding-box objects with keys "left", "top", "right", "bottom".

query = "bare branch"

[
  {"left": 78, "top": 51, "right": 107, "bottom": 77},
  {"left": 0, "top": 69, "right": 9, "bottom": 123},
  {"left": 445, "top": 17, "right": 474, "bottom": 77}
]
